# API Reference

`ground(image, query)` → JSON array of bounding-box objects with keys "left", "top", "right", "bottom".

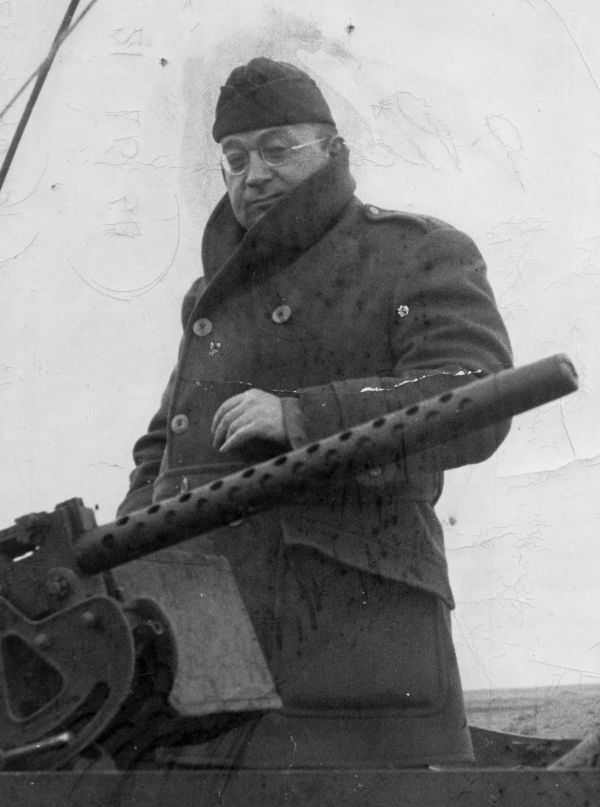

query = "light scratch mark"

[
  {"left": 392, "top": 90, "right": 461, "bottom": 169},
  {"left": 360, "top": 368, "right": 482, "bottom": 392},
  {"left": 110, "top": 27, "right": 144, "bottom": 56},
  {"left": 530, "top": 659, "right": 600, "bottom": 678},
  {"left": 536, "top": 0, "right": 600, "bottom": 96},
  {"left": 484, "top": 114, "right": 525, "bottom": 189},
  {"left": 0, "top": 231, "right": 39, "bottom": 265},
  {"left": 105, "top": 109, "right": 141, "bottom": 126},
  {"left": 104, "top": 221, "right": 142, "bottom": 238},
  {"left": 371, "top": 98, "right": 392, "bottom": 117},
  {"left": 69, "top": 195, "right": 180, "bottom": 300},
  {"left": 288, "top": 735, "right": 297, "bottom": 770},
  {"left": 347, "top": 142, "right": 406, "bottom": 169},
  {"left": 0, "top": 155, "right": 48, "bottom": 208},
  {"left": 559, "top": 399, "right": 577, "bottom": 458}
]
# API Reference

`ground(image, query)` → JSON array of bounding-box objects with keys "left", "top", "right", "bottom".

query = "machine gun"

[{"left": 0, "top": 355, "right": 578, "bottom": 772}]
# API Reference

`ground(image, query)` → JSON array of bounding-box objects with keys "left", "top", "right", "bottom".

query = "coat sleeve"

[
  {"left": 116, "top": 277, "right": 206, "bottom": 517},
  {"left": 282, "top": 225, "right": 513, "bottom": 470},
  {"left": 116, "top": 373, "right": 175, "bottom": 517}
]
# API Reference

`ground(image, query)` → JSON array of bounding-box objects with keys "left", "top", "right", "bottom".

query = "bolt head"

[
  {"left": 45, "top": 575, "right": 71, "bottom": 600},
  {"left": 80, "top": 610, "right": 99, "bottom": 628},
  {"left": 33, "top": 633, "right": 52, "bottom": 650}
]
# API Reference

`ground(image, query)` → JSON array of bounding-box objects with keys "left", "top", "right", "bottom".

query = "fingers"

[
  {"left": 214, "top": 410, "right": 255, "bottom": 452},
  {"left": 211, "top": 389, "right": 286, "bottom": 453},
  {"left": 212, "top": 390, "right": 260, "bottom": 451},
  {"left": 211, "top": 393, "right": 246, "bottom": 438},
  {"left": 212, "top": 404, "right": 245, "bottom": 448},
  {"left": 219, "top": 422, "right": 260, "bottom": 454}
]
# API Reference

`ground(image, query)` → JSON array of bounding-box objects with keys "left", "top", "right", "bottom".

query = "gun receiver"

[{"left": 0, "top": 354, "right": 578, "bottom": 769}]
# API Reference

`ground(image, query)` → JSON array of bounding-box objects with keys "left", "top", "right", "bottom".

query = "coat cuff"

[{"left": 281, "top": 396, "right": 311, "bottom": 448}]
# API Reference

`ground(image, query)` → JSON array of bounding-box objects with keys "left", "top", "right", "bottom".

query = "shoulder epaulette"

[{"left": 362, "top": 204, "right": 451, "bottom": 232}]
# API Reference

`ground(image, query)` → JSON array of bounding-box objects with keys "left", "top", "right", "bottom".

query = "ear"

[{"left": 328, "top": 136, "right": 345, "bottom": 157}]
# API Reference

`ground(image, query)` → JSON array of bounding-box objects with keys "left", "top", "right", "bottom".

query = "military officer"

[{"left": 118, "top": 58, "right": 512, "bottom": 768}]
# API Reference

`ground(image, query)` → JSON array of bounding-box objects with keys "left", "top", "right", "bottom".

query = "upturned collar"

[{"left": 199, "top": 152, "right": 357, "bottom": 309}]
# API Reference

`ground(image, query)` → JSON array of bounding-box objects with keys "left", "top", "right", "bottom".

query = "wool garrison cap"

[{"left": 212, "top": 57, "right": 335, "bottom": 141}]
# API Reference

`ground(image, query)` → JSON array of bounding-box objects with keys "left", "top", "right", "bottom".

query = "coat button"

[
  {"left": 192, "top": 318, "right": 213, "bottom": 337},
  {"left": 368, "top": 205, "right": 379, "bottom": 216},
  {"left": 171, "top": 414, "right": 189, "bottom": 434},
  {"left": 272, "top": 304, "right": 292, "bottom": 324}
]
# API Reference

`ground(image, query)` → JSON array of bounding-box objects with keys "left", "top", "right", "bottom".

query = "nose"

[{"left": 244, "top": 149, "right": 272, "bottom": 186}]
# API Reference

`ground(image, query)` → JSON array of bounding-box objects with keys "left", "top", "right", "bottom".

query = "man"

[{"left": 118, "top": 58, "right": 512, "bottom": 768}]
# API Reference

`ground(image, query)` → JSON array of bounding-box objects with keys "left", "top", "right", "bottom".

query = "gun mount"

[{"left": 0, "top": 354, "right": 579, "bottom": 771}]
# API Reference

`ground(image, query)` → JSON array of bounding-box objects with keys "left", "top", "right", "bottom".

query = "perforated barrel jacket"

[{"left": 117, "top": 154, "right": 512, "bottom": 607}]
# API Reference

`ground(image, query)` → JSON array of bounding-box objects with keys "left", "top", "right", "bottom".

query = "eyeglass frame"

[{"left": 220, "top": 136, "right": 330, "bottom": 176}]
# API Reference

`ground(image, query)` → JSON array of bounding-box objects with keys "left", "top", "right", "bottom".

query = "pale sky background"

[{"left": 1, "top": 0, "right": 599, "bottom": 692}]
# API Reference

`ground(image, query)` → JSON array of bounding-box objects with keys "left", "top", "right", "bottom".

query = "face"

[{"left": 220, "top": 124, "right": 333, "bottom": 230}]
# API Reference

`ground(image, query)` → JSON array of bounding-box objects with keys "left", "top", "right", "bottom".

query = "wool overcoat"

[{"left": 118, "top": 153, "right": 512, "bottom": 609}]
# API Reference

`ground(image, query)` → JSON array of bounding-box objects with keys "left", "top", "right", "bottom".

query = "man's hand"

[{"left": 211, "top": 389, "right": 287, "bottom": 453}]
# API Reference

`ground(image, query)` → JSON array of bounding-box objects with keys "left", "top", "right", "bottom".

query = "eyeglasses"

[{"left": 220, "top": 137, "right": 329, "bottom": 176}]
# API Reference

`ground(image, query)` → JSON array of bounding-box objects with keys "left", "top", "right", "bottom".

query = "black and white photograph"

[{"left": 0, "top": 1, "right": 598, "bottom": 803}]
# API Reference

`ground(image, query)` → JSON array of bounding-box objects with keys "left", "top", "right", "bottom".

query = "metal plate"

[{"left": 112, "top": 553, "right": 281, "bottom": 715}]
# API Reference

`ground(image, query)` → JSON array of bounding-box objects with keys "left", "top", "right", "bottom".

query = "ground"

[{"left": 465, "top": 682, "right": 600, "bottom": 739}]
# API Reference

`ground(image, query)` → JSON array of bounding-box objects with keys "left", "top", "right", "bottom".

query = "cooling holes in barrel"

[{"left": 102, "top": 533, "right": 115, "bottom": 550}]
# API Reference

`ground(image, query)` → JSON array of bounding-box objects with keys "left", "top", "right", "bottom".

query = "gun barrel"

[{"left": 75, "top": 354, "right": 578, "bottom": 576}]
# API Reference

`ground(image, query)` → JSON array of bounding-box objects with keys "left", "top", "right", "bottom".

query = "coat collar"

[{"left": 198, "top": 152, "right": 357, "bottom": 312}]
